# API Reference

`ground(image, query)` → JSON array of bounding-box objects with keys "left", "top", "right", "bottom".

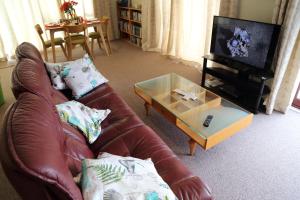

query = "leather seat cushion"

[
  {"left": 77, "top": 83, "right": 114, "bottom": 105},
  {"left": 45, "top": 37, "right": 65, "bottom": 47},
  {"left": 88, "top": 32, "right": 100, "bottom": 39},
  {"left": 78, "top": 86, "right": 144, "bottom": 152},
  {"left": 64, "top": 34, "right": 86, "bottom": 44},
  {"left": 97, "top": 125, "right": 212, "bottom": 199}
]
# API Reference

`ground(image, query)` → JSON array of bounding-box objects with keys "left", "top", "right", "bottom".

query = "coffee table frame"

[{"left": 134, "top": 77, "right": 253, "bottom": 155}]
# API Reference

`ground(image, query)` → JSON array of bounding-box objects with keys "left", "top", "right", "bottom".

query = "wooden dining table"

[{"left": 45, "top": 19, "right": 110, "bottom": 63}]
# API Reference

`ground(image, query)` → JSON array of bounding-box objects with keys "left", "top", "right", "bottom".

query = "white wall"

[
  {"left": 130, "top": 0, "right": 142, "bottom": 8},
  {"left": 238, "top": 0, "right": 276, "bottom": 23}
]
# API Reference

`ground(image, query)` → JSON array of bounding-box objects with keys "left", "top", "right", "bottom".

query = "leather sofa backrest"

[
  {"left": 11, "top": 42, "right": 95, "bottom": 175},
  {"left": 0, "top": 92, "right": 85, "bottom": 200},
  {"left": 12, "top": 42, "right": 67, "bottom": 105},
  {"left": 15, "top": 42, "right": 43, "bottom": 63}
]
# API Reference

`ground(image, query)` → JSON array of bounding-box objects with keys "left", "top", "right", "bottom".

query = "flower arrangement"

[{"left": 60, "top": 0, "right": 78, "bottom": 19}]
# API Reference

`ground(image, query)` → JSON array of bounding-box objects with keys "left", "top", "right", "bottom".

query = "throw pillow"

[
  {"left": 61, "top": 54, "right": 108, "bottom": 99},
  {"left": 81, "top": 152, "right": 178, "bottom": 200},
  {"left": 56, "top": 101, "right": 111, "bottom": 144},
  {"left": 45, "top": 61, "right": 71, "bottom": 90}
]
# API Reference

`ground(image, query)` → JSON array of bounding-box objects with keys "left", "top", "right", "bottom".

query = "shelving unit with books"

[{"left": 117, "top": 4, "right": 142, "bottom": 47}]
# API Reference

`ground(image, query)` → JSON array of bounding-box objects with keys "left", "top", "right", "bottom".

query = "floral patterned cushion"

[
  {"left": 45, "top": 61, "right": 71, "bottom": 90},
  {"left": 61, "top": 54, "right": 108, "bottom": 99},
  {"left": 56, "top": 101, "right": 110, "bottom": 144},
  {"left": 81, "top": 152, "right": 178, "bottom": 200}
]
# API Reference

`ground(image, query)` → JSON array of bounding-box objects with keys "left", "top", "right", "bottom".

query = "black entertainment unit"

[
  {"left": 202, "top": 16, "right": 280, "bottom": 113},
  {"left": 201, "top": 55, "right": 274, "bottom": 113}
]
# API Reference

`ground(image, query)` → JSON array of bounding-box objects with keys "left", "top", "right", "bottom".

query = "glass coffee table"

[{"left": 134, "top": 73, "right": 253, "bottom": 155}]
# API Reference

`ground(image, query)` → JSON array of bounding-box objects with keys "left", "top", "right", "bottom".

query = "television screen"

[{"left": 210, "top": 16, "right": 281, "bottom": 71}]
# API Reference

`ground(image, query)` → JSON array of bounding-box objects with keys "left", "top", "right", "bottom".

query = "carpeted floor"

[{"left": 0, "top": 40, "right": 300, "bottom": 200}]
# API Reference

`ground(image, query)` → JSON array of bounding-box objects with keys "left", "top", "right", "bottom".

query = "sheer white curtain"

[
  {"left": 266, "top": 0, "right": 300, "bottom": 114},
  {"left": 0, "top": 0, "right": 61, "bottom": 59},
  {"left": 142, "top": 0, "right": 221, "bottom": 66},
  {"left": 0, "top": 0, "right": 94, "bottom": 60},
  {"left": 93, "top": 0, "right": 119, "bottom": 40}
]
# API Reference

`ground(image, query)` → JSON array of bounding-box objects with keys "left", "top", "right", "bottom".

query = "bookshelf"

[{"left": 117, "top": 5, "right": 142, "bottom": 47}]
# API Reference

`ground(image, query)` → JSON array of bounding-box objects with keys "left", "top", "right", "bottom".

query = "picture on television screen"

[{"left": 210, "top": 16, "right": 280, "bottom": 70}]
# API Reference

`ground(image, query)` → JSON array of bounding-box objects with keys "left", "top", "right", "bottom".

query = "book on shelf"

[
  {"left": 132, "top": 11, "right": 141, "bottom": 22},
  {"left": 119, "top": 20, "right": 132, "bottom": 33},
  {"left": 120, "top": 10, "right": 130, "bottom": 19},
  {"left": 131, "top": 25, "right": 142, "bottom": 37},
  {"left": 130, "top": 36, "right": 142, "bottom": 47}
]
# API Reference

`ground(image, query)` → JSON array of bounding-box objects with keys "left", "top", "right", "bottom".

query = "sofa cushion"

[
  {"left": 61, "top": 54, "right": 108, "bottom": 99},
  {"left": 56, "top": 100, "right": 111, "bottom": 144},
  {"left": 45, "top": 61, "right": 71, "bottom": 90},
  {"left": 81, "top": 152, "right": 177, "bottom": 200}
]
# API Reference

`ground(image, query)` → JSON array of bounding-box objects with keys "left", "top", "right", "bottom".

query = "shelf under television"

[
  {"left": 202, "top": 55, "right": 274, "bottom": 114},
  {"left": 203, "top": 83, "right": 262, "bottom": 113}
]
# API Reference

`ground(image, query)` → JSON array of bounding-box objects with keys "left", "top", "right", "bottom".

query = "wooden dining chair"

[
  {"left": 88, "top": 18, "right": 112, "bottom": 55},
  {"left": 34, "top": 24, "right": 67, "bottom": 61},
  {"left": 63, "top": 24, "right": 93, "bottom": 61}
]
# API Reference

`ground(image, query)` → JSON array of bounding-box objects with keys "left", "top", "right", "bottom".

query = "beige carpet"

[{"left": 1, "top": 40, "right": 300, "bottom": 200}]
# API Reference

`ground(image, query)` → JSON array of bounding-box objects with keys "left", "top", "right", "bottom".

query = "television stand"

[{"left": 201, "top": 55, "right": 274, "bottom": 114}]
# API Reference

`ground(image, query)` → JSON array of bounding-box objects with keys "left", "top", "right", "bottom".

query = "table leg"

[
  {"left": 98, "top": 24, "right": 109, "bottom": 56},
  {"left": 189, "top": 139, "right": 197, "bottom": 156},
  {"left": 144, "top": 102, "right": 150, "bottom": 116},
  {"left": 50, "top": 31, "right": 56, "bottom": 63}
]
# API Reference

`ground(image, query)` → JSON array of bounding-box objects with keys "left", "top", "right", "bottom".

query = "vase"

[{"left": 65, "top": 9, "right": 77, "bottom": 21}]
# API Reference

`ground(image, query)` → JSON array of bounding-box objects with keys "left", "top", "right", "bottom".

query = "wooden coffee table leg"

[
  {"left": 189, "top": 139, "right": 197, "bottom": 156},
  {"left": 144, "top": 102, "right": 150, "bottom": 116}
]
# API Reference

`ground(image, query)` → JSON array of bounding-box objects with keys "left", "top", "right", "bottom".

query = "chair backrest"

[
  {"left": 101, "top": 18, "right": 110, "bottom": 37},
  {"left": 64, "top": 24, "right": 86, "bottom": 35},
  {"left": 91, "top": 18, "right": 110, "bottom": 37},
  {"left": 34, "top": 24, "right": 46, "bottom": 46},
  {"left": 64, "top": 24, "right": 87, "bottom": 46}
]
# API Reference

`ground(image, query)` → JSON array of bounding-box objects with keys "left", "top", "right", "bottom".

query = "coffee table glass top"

[{"left": 134, "top": 73, "right": 252, "bottom": 139}]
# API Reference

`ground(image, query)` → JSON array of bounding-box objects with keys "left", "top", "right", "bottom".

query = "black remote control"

[{"left": 203, "top": 115, "right": 213, "bottom": 127}]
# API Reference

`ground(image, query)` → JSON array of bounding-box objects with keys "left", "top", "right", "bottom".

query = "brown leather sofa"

[{"left": 0, "top": 42, "right": 213, "bottom": 200}]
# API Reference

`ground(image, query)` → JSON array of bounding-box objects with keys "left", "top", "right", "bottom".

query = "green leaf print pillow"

[
  {"left": 81, "top": 152, "right": 178, "bottom": 200},
  {"left": 56, "top": 101, "right": 110, "bottom": 143},
  {"left": 61, "top": 54, "right": 108, "bottom": 99}
]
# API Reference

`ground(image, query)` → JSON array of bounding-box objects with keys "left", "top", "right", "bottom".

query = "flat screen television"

[{"left": 210, "top": 16, "right": 281, "bottom": 72}]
